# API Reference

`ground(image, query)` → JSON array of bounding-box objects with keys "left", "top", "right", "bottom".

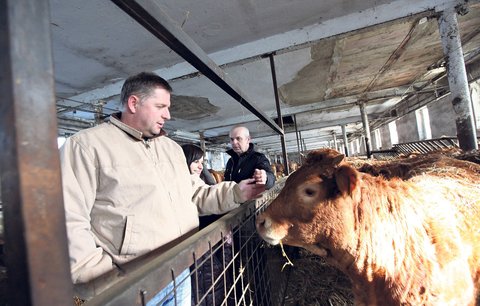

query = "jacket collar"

[{"left": 109, "top": 112, "right": 167, "bottom": 141}]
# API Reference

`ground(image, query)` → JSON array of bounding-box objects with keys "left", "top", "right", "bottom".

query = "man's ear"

[
  {"left": 335, "top": 165, "right": 359, "bottom": 196},
  {"left": 126, "top": 95, "right": 139, "bottom": 113}
]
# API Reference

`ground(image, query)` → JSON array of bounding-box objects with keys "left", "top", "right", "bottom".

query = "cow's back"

[{"left": 256, "top": 149, "right": 480, "bottom": 305}]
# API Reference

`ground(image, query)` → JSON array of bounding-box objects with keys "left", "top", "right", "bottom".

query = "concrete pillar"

[
  {"left": 359, "top": 102, "right": 372, "bottom": 158},
  {"left": 438, "top": 7, "right": 478, "bottom": 150},
  {"left": 332, "top": 131, "right": 338, "bottom": 151}
]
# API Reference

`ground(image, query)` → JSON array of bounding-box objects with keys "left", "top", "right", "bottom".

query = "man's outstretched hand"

[
  {"left": 253, "top": 169, "right": 267, "bottom": 184},
  {"left": 237, "top": 178, "right": 265, "bottom": 202}
]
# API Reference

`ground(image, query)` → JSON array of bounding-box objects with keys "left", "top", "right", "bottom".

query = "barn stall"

[{"left": 1, "top": 0, "right": 480, "bottom": 305}]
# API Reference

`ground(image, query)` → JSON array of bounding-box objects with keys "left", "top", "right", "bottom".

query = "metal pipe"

[
  {"left": 359, "top": 102, "right": 372, "bottom": 158},
  {"left": 341, "top": 125, "right": 349, "bottom": 157},
  {"left": 293, "top": 115, "right": 302, "bottom": 163},
  {"left": 332, "top": 131, "right": 338, "bottom": 151},
  {"left": 268, "top": 53, "right": 289, "bottom": 175}
]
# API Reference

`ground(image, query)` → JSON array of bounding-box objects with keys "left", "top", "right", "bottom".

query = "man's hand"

[
  {"left": 253, "top": 168, "right": 267, "bottom": 184},
  {"left": 237, "top": 178, "right": 265, "bottom": 202}
]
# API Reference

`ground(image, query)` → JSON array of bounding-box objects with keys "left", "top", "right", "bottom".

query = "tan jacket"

[{"left": 60, "top": 115, "right": 242, "bottom": 284}]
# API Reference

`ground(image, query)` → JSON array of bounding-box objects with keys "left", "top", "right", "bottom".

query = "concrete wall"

[
  {"left": 355, "top": 80, "right": 480, "bottom": 152},
  {"left": 207, "top": 151, "right": 227, "bottom": 171},
  {"left": 395, "top": 111, "right": 419, "bottom": 143},
  {"left": 427, "top": 95, "right": 457, "bottom": 138},
  {"left": 379, "top": 124, "right": 392, "bottom": 149}
]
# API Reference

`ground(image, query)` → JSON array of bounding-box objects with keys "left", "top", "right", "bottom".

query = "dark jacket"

[{"left": 224, "top": 143, "right": 276, "bottom": 190}]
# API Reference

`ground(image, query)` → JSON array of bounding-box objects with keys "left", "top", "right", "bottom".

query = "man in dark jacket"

[{"left": 224, "top": 126, "right": 276, "bottom": 190}]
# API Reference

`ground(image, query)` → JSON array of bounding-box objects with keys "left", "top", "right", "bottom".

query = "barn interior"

[
  {"left": 1, "top": 0, "right": 480, "bottom": 305},
  {"left": 50, "top": 0, "right": 480, "bottom": 158}
]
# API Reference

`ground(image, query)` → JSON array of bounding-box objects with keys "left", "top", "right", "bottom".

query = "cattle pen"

[{"left": 2, "top": 0, "right": 480, "bottom": 305}]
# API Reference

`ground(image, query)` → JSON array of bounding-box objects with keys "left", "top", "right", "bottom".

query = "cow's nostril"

[
  {"left": 256, "top": 215, "right": 265, "bottom": 228},
  {"left": 257, "top": 214, "right": 272, "bottom": 231}
]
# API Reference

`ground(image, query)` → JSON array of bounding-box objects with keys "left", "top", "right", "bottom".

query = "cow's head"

[{"left": 256, "top": 149, "right": 359, "bottom": 258}]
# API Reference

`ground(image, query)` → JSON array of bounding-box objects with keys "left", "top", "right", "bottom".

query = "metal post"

[
  {"left": 293, "top": 115, "right": 302, "bottom": 163},
  {"left": 341, "top": 125, "right": 349, "bottom": 157},
  {"left": 199, "top": 131, "right": 206, "bottom": 153},
  {"left": 0, "top": 0, "right": 73, "bottom": 305},
  {"left": 438, "top": 6, "right": 478, "bottom": 150},
  {"left": 332, "top": 131, "right": 338, "bottom": 151},
  {"left": 298, "top": 131, "right": 304, "bottom": 152},
  {"left": 268, "top": 53, "right": 289, "bottom": 175},
  {"left": 359, "top": 102, "right": 372, "bottom": 158}
]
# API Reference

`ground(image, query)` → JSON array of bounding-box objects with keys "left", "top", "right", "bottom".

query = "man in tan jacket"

[{"left": 60, "top": 72, "right": 265, "bottom": 304}]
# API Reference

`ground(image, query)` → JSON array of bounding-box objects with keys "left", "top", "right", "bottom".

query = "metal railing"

[
  {"left": 371, "top": 136, "right": 480, "bottom": 159},
  {"left": 393, "top": 137, "right": 459, "bottom": 154},
  {"left": 78, "top": 181, "right": 285, "bottom": 306}
]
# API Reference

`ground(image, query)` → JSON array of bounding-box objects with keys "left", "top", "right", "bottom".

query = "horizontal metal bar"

[
  {"left": 82, "top": 183, "right": 284, "bottom": 305},
  {"left": 110, "top": 0, "right": 283, "bottom": 136}
]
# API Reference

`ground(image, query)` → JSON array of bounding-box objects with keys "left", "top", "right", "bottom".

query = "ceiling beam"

[
  {"left": 60, "top": 0, "right": 461, "bottom": 106},
  {"left": 110, "top": 0, "right": 283, "bottom": 135},
  {"left": 192, "top": 86, "right": 409, "bottom": 133}
]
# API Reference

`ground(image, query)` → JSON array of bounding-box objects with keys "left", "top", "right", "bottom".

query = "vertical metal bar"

[
  {"left": 0, "top": 0, "right": 73, "bottom": 305},
  {"left": 299, "top": 131, "right": 304, "bottom": 153},
  {"left": 341, "top": 125, "right": 349, "bottom": 157},
  {"left": 438, "top": 6, "right": 478, "bottom": 151},
  {"left": 332, "top": 132, "right": 338, "bottom": 151},
  {"left": 293, "top": 115, "right": 302, "bottom": 163},
  {"left": 359, "top": 102, "right": 372, "bottom": 158},
  {"left": 199, "top": 131, "right": 206, "bottom": 153},
  {"left": 268, "top": 53, "right": 289, "bottom": 176}
]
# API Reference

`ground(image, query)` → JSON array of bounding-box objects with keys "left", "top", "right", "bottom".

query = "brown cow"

[{"left": 256, "top": 149, "right": 480, "bottom": 305}]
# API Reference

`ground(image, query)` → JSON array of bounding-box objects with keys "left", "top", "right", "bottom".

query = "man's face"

[
  {"left": 133, "top": 87, "right": 171, "bottom": 137},
  {"left": 230, "top": 128, "right": 250, "bottom": 155}
]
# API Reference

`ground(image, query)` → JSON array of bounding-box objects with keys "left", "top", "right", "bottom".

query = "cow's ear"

[
  {"left": 332, "top": 154, "right": 345, "bottom": 166},
  {"left": 335, "top": 165, "right": 358, "bottom": 196}
]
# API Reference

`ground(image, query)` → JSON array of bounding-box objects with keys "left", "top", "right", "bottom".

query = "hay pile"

[{"left": 283, "top": 249, "right": 354, "bottom": 306}]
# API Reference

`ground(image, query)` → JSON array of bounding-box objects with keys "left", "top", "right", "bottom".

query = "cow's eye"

[{"left": 304, "top": 187, "right": 316, "bottom": 197}]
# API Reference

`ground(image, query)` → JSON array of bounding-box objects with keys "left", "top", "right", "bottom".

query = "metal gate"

[{"left": 78, "top": 182, "right": 284, "bottom": 306}]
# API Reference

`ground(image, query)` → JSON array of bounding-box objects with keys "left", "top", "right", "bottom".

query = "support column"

[
  {"left": 0, "top": 0, "right": 73, "bottom": 304},
  {"left": 341, "top": 125, "right": 349, "bottom": 157},
  {"left": 269, "top": 53, "right": 289, "bottom": 175},
  {"left": 359, "top": 102, "right": 372, "bottom": 158},
  {"left": 438, "top": 7, "right": 478, "bottom": 150},
  {"left": 293, "top": 115, "right": 302, "bottom": 163},
  {"left": 299, "top": 131, "right": 304, "bottom": 153},
  {"left": 199, "top": 131, "right": 206, "bottom": 153},
  {"left": 332, "top": 131, "right": 338, "bottom": 151}
]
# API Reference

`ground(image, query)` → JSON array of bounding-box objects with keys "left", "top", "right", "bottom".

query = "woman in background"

[{"left": 181, "top": 144, "right": 216, "bottom": 185}]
